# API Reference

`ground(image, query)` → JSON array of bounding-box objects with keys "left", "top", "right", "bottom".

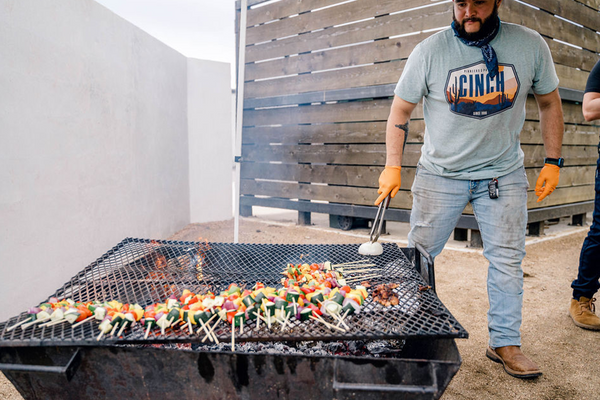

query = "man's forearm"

[
  {"left": 385, "top": 111, "right": 411, "bottom": 166},
  {"left": 539, "top": 102, "right": 564, "bottom": 159},
  {"left": 535, "top": 89, "right": 564, "bottom": 159}
]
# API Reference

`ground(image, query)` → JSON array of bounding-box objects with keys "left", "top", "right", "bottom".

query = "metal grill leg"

[
  {"left": 298, "top": 211, "right": 311, "bottom": 225},
  {"left": 453, "top": 228, "right": 468, "bottom": 241},
  {"left": 528, "top": 222, "right": 544, "bottom": 237},
  {"left": 470, "top": 230, "right": 483, "bottom": 248},
  {"left": 572, "top": 213, "right": 586, "bottom": 226}
]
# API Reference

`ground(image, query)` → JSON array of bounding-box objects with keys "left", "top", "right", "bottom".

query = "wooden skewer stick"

[
  {"left": 97, "top": 331, "right": 104, "bottom": 341},
  {"left": 188, "top": 320, "right": 193, "bottom": 334},
  {"left": 333, "top": 260, "right": 370, "bottom": 267},
  {"left": 7, "top": 317, "right": 32, "bottom": 332},
  {"left": 231, "top": 321, "right": 235, "bottom": 352},
  {"left": 41, "top": 319, "right": 67, "bottom": 328},
  {"left": 338, "top": 263, "right": 377, "bottom": 268},
  {"left": 340, "top": 309, "right": 350, "bottom": 322},
  {"left": 310, "top": 316, "right": 346, "bottom": 333},
  {"left": 197, "top": 314, "right": 217, "bottom": 335},
  {"left": 331, "top": 313, "right": 350, "bottom": 330},
  {"left": 209, "top": 318, "right": 221, "bottom": 344},
  {"left": 342, "top": 268, "right": 380, "bottom": 274},
  {"left": 21, "top": 317, "right": 51, "bottom": 330},
  {"left": 317, "top": 314, "right": 347, "bottom": 332},
  {"left": 71, "top": 316, "right": 94, "bottom": 329},
  {"left": 144, "top": 324, "right": 152, "bottom": 340},
  {"left": 240, "top": 318, "right": 244, "bottom": 335},
  {"left": 38, "top": 320, "right": 56, "bottom": 328},
  {"left": 345, "top": 274, "right": 382, "bottom": 282},
  {"left": 280, "top": 311, "right": 290, "bottom": 332},
  {"left": 117, "top": 321, "right": 128, "bottom": 337},
  {"left": 110, "top": 322, "right": 120, "bottom": 336},
  {"left": 256, "top": 314, "right": 268, "bottom": 324},
  {"left": 197, "top": 320, "right": 211, "bottom": 342},
  {"left": 202, "top": 317, "right": 221, "bottom": 344}
]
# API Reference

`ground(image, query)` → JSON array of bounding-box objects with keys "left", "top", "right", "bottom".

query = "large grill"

[
  {"left": 0, "top": 238, "right": 467, "bottom": 400},
  {"left": 0, "top": 238, "right": 467, "bottom": 346}
]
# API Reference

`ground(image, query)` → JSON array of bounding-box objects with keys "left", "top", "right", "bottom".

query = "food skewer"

[
  {"left": 13, "top": 258, "right": 372, "bottom": 342},
  {"left": 280, "top": 311, "right": 290, "bottom": 332},
  {"left": 332, "top": 260, "right": 370, "bottom": 267},
  {"left": 6, "top": 317, "right": 33, "bottom": 332},
  {"left": 310, "top": 315, "right": 346, "bottom": 333},
  {"left": 345, "top": 274, "right": 381, "bottom": 282},
  {"left": 71, "top": 316, "right": 94, "bottom": 328},
  {"left": 21, "top": 317, "right": 51, "bottom": 330},
  {"left": 196, "top": 317, "right": 214, "bottom": 341},
  {"left": 40, "top": 318, "right": 68, "bottom": 328},
  {"left": 339, "top": 268, "right": 379, "bottom": 274},
  {"left": 144, "top": 321, "right": 154, "bottom": 340},
  {"left": 231, "top": 320, "right": 235, "bottom": 351},
  {"left": 331, "top": 313, "right": 350, "bottom": 330},
  {"left": 202, "top": 317, "right": 220, "bottom": 343}
]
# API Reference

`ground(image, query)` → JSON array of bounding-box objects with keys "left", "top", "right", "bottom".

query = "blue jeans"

[
  {"left": 572, "top": 155, "right": 600, "bottom": 299},
  {"left": 408, "top": 164, "right": 529, "bottom": 348}
]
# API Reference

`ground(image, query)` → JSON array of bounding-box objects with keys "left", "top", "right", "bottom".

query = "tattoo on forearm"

[{"left": 394, "top": 121, "right": 409, "bottom": 154}]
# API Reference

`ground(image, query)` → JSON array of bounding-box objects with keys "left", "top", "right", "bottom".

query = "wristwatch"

[{"left": 544, "top": 157, "right": 564, "bottom": 168}]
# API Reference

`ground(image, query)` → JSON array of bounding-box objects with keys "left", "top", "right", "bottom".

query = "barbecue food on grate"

[
  {"left": 10, "top": 261, "right": 373, "bottom": 342},
  {"left": 372, "top": 283, "right": 400, "bottom": 307}
]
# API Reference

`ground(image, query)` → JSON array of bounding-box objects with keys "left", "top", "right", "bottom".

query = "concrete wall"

[
  {"left": 188, "top": 59, "right": 233, "bottom": 224},
  {"left": 0, "top": 0, "right": 232, "bottom": 320}
]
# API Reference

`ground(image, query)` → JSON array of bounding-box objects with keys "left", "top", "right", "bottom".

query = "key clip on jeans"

[{"left": 488, "top": 178, "right": 499, "bottom": 199}]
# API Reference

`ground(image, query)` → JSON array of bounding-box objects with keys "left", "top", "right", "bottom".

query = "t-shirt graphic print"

[{"left": 445, "top": 61, "right": 520, "bottom": 119}]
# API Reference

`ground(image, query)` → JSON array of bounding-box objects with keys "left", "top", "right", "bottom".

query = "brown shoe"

[
  {"left": 486, "top": 346, "right": 542, "bottom": 379},
  {"left": 569, "top": 297, "right": 600, "bottom": 330}
]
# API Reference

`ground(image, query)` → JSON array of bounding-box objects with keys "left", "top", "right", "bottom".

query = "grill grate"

[{"left": 0, "top": 238, "right": 468, "bottom": 347}]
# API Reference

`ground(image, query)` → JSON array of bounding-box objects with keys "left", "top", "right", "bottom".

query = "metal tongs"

[{"left": 358, "top": 194, "right": 391, "bottom": 256}]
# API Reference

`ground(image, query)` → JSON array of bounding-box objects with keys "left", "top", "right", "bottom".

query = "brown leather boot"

[
  {"left": 569, "top": 297, "right": 600, "bottom": 330},
  {"left": 486, "top": 346, "right": 542, "bottom": 379}
]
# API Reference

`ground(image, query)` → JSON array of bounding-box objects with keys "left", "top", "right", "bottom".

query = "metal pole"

[{"left": 234, "top": 0, "right": 248, "bottom": 244}]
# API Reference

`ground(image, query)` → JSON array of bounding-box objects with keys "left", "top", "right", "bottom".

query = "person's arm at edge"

[{"left": 582, "top": 92, "right": 600, "bottom": 122}]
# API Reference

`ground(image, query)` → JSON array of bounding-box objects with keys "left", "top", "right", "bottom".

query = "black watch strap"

[{"left": 544, "top": 157, "right": 564, "bottom": 168}]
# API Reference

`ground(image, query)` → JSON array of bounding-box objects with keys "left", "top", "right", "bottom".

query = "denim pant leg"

[
  {"left": 572, "top": 156, "right": 600, "bottom": 299},
  {"left": 408, "top": 165, "right": 471, "bottom": 258},
  {"left": 470, "top": 167, "right": 528, "bottom": 348}
]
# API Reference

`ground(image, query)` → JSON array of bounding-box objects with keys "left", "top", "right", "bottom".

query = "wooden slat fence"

[{"left": 236, "top": 0, "right": 600, "bottom": 233}]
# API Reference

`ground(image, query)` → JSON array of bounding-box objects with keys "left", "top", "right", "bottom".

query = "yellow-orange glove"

[
  {"left": 535, "top": 164, "right": 560, "bottom": 202},
  {"left": 375, "top": 166, "right": 401, "bottom": 205}
]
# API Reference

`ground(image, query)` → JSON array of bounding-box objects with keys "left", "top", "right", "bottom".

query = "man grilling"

[{"left": 375, "top": 0, "right": 564, "bottom": 378}]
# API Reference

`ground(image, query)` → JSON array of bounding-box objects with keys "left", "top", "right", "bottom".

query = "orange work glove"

[
  {"left": 535, "top": 164, "right": 560, "bottom": 202},
  {"left": 375, "top": 166, "right": 402, "bottom": 205}
]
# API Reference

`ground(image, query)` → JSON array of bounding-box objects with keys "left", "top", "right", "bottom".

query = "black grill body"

[
  {"left": 0, "top": 238, "right": 467, "bottom": 399},
  {"left": 0, "top": 339, "right": 460, "bottom": 400}
]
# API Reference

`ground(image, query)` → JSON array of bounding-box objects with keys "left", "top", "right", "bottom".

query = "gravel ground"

[{"left": 2, "top": 212, "right": 598, "bottom": 399}]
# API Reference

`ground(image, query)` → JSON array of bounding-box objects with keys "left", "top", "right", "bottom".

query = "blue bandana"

[{"left": 451, "top": 17, "right": 500, "bottom": 78}]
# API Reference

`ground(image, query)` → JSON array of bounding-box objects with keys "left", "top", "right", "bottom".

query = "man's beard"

[{"left": 453, "top": 2, "right": 499, "bottom": 41}]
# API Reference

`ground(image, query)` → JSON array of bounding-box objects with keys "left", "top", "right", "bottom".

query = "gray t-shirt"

[{"left": 395, "top": 22, "right": 559, "bottom": 180}]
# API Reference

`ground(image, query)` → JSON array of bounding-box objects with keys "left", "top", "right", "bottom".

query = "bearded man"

[{"left": 375, "top": 0, "right": 564, "bottom": 378}]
